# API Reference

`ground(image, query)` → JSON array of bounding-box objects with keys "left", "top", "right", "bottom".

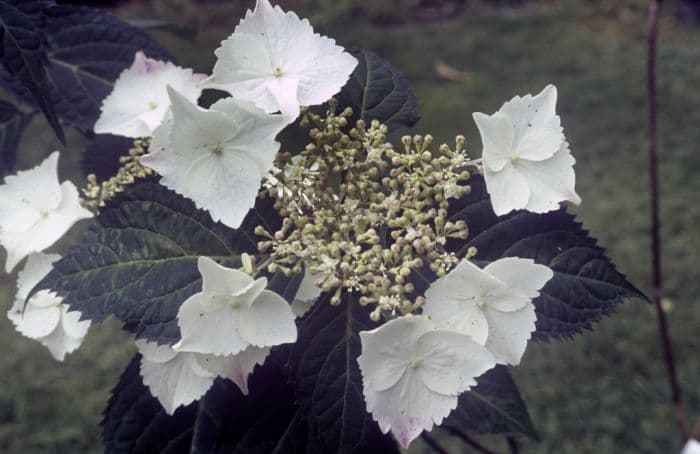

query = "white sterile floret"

[
  {"left": 357, "top": 315, "right": 495, "bottom": 448},
  {"left": 94, "top": 51, "right": 206, "bottom": 138},
  {"left": 7, "top": 252, "right": 91, "bottom": 361},
  {"left": 290, "top": 266, "right": 322, "bottom": 317},
  {"left": 137, "top": 339, "right": 270, "bottom": 414},
  {"left": 681, "top": 439, "right": 700, "bottom": 454},
  {"left": 140, "top": 87, "right": 288, "bottom": 228},
  {"left": 423, "top": 257, "right": 553, "bottom": 365},
  {"left": 174, "top": 256, "right": 297, "bottom": 356},
  {"left": 472, "top": 84, "right": 581, "bottom": 216},
  {"left": 0, "top": 152, "right": 93, "bottom": 272},
  {"left": 205, "top": 0, "right": 357, "bottom": 119}
]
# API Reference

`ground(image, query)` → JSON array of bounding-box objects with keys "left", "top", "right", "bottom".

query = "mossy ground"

[{"left": 0, "top": 1, "right": 698, "bottom": 452}]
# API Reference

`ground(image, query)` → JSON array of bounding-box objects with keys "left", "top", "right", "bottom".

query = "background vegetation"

[{"left": 0, "top": 0, "right": 698, "bottom": 452}]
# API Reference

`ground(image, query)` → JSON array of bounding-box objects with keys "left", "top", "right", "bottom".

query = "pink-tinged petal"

[{"left": 94, "top": 52, "right": 205, "bottom": 138}]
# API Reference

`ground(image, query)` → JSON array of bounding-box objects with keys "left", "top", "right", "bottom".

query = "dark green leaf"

[
  {"left": 81, "top": 133, "right": 134, "bottom": 182},
  {"left": 102, "top": 355, "right": 198, "bottom": 454},
  {"left": 103, "top": 351, "right": 309, "bottom": 454},
  {"left": 336, "top": 48, "right": 419, "bottom": 137},
  {"left": 445, "top": 365, "right": 537, "bottom": 439},
  {"left": 448, "top": 175, "right": 645, "bottom": 341},
  {"left": 41, "top": 4, "right": 173, "bottom": 132},
  {"left": 33, "top": 181, "right": 285, "bottom": 344},
  {"left": 290, "top": 292, "right": 400, "bottom": 454},
  {"left": 0, "top": 98, "right": 32, "bottom": 177},
  {"left": 0, "top": 0, "right": 64, "bottom": 142}
]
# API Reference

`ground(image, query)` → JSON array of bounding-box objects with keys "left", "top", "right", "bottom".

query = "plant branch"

[
  {"left": 421, "top": 433, "right": 451, "bottom": 454},
  {"left": 646, "top": 0, "right": 689, "bottom": 442},
  {"left": 441, "top": 424, "right": 498, "bottom": 454},
  {"left": 506, "top": 436, "right": 520, "bottom": 454}
]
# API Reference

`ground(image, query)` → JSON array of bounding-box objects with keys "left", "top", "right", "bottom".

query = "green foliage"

[
  {"left": 446, "top": 365, "right": 537, "bottom": 438},
  {"left": 0, "top": 98, "right": 31, "bottom": 177},
  {"left": 290, "top": 293, "right": 400, "bottom": 453},
  {"left": 0, "top": 0, "right": 63, "bottom": 142},
  {"left": 336, "top": 49, "right": 420, "bottom": 136},
  {"left": 0, "top": 0, "right": 172, "bottom": 142},
  {"left": 33, "top": 181, "right": 283, "bottom": 344},
  {"left": 448, "top": 176, "right": 646, "bottom": 340}
]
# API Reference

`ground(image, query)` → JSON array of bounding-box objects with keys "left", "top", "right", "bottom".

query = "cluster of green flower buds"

[
  {"left": 259, "top": 103, "right": 476, "bottom": 320},
  {"left": 82, "top": 139, "right": 153, "bottom": 212}
]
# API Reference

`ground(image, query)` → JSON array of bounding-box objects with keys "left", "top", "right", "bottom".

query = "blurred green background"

[{"left": 1, "top": 0, "right": 699, "bottom": 452}]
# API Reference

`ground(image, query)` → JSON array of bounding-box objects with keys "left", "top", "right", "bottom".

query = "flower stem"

[{"left": 646, "top": 0, "right": 689, "bottom": 442}]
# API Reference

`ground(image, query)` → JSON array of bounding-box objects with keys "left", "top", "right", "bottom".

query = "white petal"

[
  {"left": 291, "top": 267, "right": 322, "bottom": 317},
  {"left": 483, "top": 302, "right": 537, "bottom": 365},
  {"left": 39, "top": 322, "right": 85, "bottom": 361},
  {"left": 12, "top": 294, "right": 61, "bottom": 339},
  {"left": 483, "top": 161, "right": 530, "bottom": 216},
  {"left": 12, "top": 252, "right": 60, "bottom": 305},
  {"left": 416, "top": 330, "right": 495, "bottom": 395},
  {"left": 208, "top": 0, "right": 356, "bottom": 116},
  {"left": 140, "top": 88, "right": 285, "bottom": 229},
  {"left": 138, "top": 343, "right": 216, "bottom": 414},
  {"left": 365, "top": 368, "right": 457, "bottom": 449},
  {"left": 198, "top": 257, "right": 254, "bottom": 297},
  {"left": 499, "top": 84, "right": 562, "bottom": 162},
  {"left": 681, "top": 440, "right": 700, "bottom": 454},
  {"left": 357, "top": 316, "right": 433, "bottom": 392},
  {"left": 519, "top": 144, "right": 582, "bottom": 213},
  {"left": 264, "top": 77, "right": 300, "bottom": 118},
  {"left": 94, "top": 51, "right": 205, "bottom": 138},
  {"left": 174, "top": 294, "right": 250, "bottom": 356},
  {"left": 483, "top": 257, "right": 553, "bottom": 299},
  {"left": 1, "top": 180, "right": 92, "bottom": 273},
  {"left": 182, "top": 150, "right": 263, "bottom": 228},
  {"left": 60, "top": 305, "right": 91, "bottom": 339},
  {"left": 135, "top": 338, "right": 179, "bottom": 363},
  {"left": 235, "top": 289, "right": 297, "bottom": 347},
  {"left": 198, "top": 346, "right": 270, "bottom": 395},
  {"left": 472, "top": 112, "right": 514, "bottom": 172}
]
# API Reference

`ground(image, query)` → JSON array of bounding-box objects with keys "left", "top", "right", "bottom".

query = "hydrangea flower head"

[
  {"left": 0, "top": 152, "right": 93, "bottom": 272},
  {"left": 137, "top": 339, "right": 269, "bottom": 414},
  {"left": 94, "top": 51, "right": 206, "bottom": 138},
  {"left": 206, "top": 0, "right": 357, "bottom": 119},
  {"left": 473, "top": 85, "right": 581, "bottom": 215},
  {"left": 174, "top": 256, "right": 297, "bottom": 356},
  {"left": 423, "top": 257, "right": 553, "bottom": 365},
  {"left": 7, "top": 252, "right": 90, "bottom": 361},
  {"left": 140, "top": 87, "right": 288, "bottom": 228},
  {"left": 357, "top": 315, "right": 495, "bottom": 448}
]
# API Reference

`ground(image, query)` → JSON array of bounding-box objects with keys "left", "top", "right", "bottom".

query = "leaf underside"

[{"left": 33, "top": 180, "right": 283, "bottom": 344}]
